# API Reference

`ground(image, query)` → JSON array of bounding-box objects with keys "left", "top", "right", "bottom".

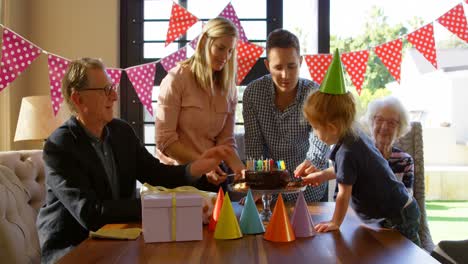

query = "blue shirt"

[
  {"left": 330, "top": 129, "right": 410, "bottom": 219},
  {"left": 243, "top": 75, "right": 330, "bottom": 202}
]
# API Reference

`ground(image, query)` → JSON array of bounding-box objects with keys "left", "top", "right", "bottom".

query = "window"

[{"left": 120, "top": 0, "right": 328, "bottom": 153}]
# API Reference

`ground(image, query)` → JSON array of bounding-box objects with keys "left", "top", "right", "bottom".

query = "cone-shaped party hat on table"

[
  {"left": 319, "top": 48, "right": 347, "bottom": 95},
  {"left": 263, "top": 193, "right": 295, "bottom": 242},
  {"left": 291, "top": 191, "right": 316, "bottom": 237},
  {"left": 214, "top": 193, "right": 243, "bottom": 239},
  {"left": 209, "top": 187, "right": 224, "bottom": 232},
  {"left": 240, "top": 190, "right": 265, "bottom": 234}
]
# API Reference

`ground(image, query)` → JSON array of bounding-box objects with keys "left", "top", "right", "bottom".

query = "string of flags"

[{"left": 0, "top": 1, "right": 467, "bottom": 116}]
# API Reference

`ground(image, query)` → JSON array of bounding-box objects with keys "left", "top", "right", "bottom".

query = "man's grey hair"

[{"left": 363, "top": 96, "right": 410, "bottom": 138}]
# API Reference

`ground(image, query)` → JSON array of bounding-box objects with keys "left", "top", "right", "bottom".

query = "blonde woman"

[{"left": 156, "top": 17, "right": 245, "bottom": 191}]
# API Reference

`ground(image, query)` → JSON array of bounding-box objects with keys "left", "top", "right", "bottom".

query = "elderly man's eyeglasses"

[
  {"left": 374, "top": 116, "right": 400, "bottom": 128},
  {"left": 80, "top": 83, "right": 119, "bottom": 96}
]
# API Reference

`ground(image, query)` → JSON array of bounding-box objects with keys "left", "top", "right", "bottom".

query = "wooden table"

[{"left": 58, "top": 202, "right": 437, "bottom": 263}]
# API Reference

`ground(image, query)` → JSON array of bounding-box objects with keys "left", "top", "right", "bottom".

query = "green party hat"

[{"left": 319, "top": 48, "right": 347, "bottom": 95}]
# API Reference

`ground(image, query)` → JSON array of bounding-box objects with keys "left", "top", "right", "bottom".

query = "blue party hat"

[{"left": 239, "top": 190, "right": 265, "bottom": 234}]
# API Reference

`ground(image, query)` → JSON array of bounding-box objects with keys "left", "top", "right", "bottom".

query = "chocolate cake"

[{"left": 243, "top": 170, "right": 290, "bottom": 189}]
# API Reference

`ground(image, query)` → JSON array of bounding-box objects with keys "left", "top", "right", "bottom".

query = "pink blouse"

[{"left": 155, "top": 64, "right": 237, "bottom": 165}]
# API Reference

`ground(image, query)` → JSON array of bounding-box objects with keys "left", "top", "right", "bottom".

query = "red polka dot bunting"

[
  {"left": 407, "top": 23, "right": 438, "bottom": 69},
  {"left": 161, "top": 46, "right": 187, "bottom": 72},
  {"left": 125, "top": 63, "right": 156, "bottom": 116},
  {"left": 0, "top": 29, "right": 42, "bottom": 93},
  {"left": 165, "top": 2, "right": 199, "bottom": 47},
  {"left": 106, "top": 68, "right": 122, "bottom": 86},
  {"left": 304, "top": 54, "right": 333, "bottom": 85},
  {"left": 436, "top": 3, "right": 468, "bottom": 42},
  {"left": 341, "top": 50, "right": 369, "bottom": 95},
  {"left": 219, "top": 3, "right": 248, "bottom": 42},
  {"left": 47, "top": 54, "right": 69, "bottom": 116},
  {"left": 236, "top": 40, "right": 264, "bottom": 85},
  {"left": 374, "top": 39, "right": 403, "bottom": 83}
]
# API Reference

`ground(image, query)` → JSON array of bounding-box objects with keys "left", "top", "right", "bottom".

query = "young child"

[{"left": 297, "top": 49, "right": 421, "bottom": 246}]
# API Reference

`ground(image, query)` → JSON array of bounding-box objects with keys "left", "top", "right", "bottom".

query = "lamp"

[{"left": 14, "top": 95, "right": 69, "bottom": 142}]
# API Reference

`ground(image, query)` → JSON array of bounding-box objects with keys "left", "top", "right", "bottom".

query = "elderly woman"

[{"left": 363, "top": 96, "right": 414, "bottom": 196}]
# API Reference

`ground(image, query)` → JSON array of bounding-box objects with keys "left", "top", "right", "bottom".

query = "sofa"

[{"left": 0, "top": 150, "right": 44, "bottom": 263}]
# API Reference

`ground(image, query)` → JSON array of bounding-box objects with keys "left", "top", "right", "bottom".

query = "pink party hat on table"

[
  {"left": 214, "top": 193, "right": 243, "bottom": 239},
  {"left": 209, "top": 187, "right": 224, "bottom": 232},
  {"left": 239, "top": 190, "right": 265, "bottom": 234},
  {"left": 291, "top": 191, "right": 316, "bottom": 237}
]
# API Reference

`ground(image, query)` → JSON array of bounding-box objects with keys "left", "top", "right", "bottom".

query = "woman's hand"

[
  {"left": 315, "top": 221, "right": 340, "bottom": 232},
  {"left": 206, "top": 166, "right": 228, "bottom": 185},
  {"left": 190, "top": 145, "right": 233, "bottom": 177}
]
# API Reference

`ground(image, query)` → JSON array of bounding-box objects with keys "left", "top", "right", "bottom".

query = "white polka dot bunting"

[
  {"left": 106, "top": 68, "right": 122, "bottom": 86},
  {"left": 236, "top": 40, "right": 264, "bottom": 85},
  {"left": 165, "top": 2, "right": 199, "bottom": 47},
  {"left": 304, "top": 54, "right": 333, "bottom": 85},
  {"left": 219, "top": 3, "right": 248, "bottom": 42},
  {"left": 407, "top": 23, "right": 438, "bottom": 69},
  {"left": 341, "top": 50, "right": 369, "bottom": 95},
  {"left": 47, "top": 54, "right": 70, "bottom": 116},
  {"left": 161, "top": 46, "right": 187, "bottom": 72},
  {"left": 436, "top": 4, "right": 468, "bottom": 43},
  {"left": 125, "top": 63, "right": 156, "bottom": 116},
  {"left": 374, "top": 39, "right": 403, "bottom": 83},
  {"left": 0, "top": 29, "right": 42, "bottom": 93}
]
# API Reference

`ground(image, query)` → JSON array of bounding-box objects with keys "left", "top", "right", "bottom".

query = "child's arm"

[
  {"left": 315, "top": 183, "right": 352, "bottom": 232},
  {"left": 298, "top": 166, "right": 336, "bottom": 187}
]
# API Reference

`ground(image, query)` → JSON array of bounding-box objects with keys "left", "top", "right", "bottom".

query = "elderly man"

[{"left": 37, "top": 58, "right": 232, "bottom": 263}]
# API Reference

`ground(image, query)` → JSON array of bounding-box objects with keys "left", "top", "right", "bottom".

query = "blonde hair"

[
  {"left": 180, "top": 17, "right": 238, "bottom": 98},
  {"left": 62, "top": 57, "right": 105, "bottom": 113},
  {"left": 303, "top": 91, "right": 357, "bottom": 139}
]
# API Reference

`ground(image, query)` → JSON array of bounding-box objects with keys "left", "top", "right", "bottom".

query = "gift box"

[{"left": 142, "top": 193, "right": 203, "bottom": 243}]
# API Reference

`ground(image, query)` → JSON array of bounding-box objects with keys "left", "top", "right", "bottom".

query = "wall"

[{"left": 0, "top": 0, "right": 119, "bottom": 151}]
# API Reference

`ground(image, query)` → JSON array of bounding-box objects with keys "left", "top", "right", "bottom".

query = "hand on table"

[{"left": 315, "top": 221, "right": 340, "bottom": 232}]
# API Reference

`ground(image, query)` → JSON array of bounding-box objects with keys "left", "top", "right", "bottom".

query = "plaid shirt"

[{"left": 242, "top": 75, "right": 330, "bottom": 202}]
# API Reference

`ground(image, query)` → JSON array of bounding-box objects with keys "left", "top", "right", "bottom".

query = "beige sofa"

[{"left": 0, "top": 150, "right": 44, "bottom": 263}]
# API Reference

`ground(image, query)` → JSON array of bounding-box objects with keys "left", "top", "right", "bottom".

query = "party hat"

[
  {"left": 291, "top": 191, "right": 316, "bottom": 237},
  {"left": 214, "top": 193, "right": 243, "bottom": 239},
  {"left": 208, "top": 187, "right": 225, "bottom": 231},
  {"left": 319, "top": 48, "right": 347, "bottom": 95},
  {"left": 240, "top": 190, "right": 265, "bottom": 234},
  {"left": 263, "top": 193, "right": 295, "bottom": 242}
]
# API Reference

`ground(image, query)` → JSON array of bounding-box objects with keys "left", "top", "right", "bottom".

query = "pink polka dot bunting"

[
  {"left": 165, "top": 2, "right": 199, "bottom": 47},
  {"left": 47, "top": 54, "right": 70, "bottom": 116},
  {"left": 161, "top": 46, "right": 187, "bottom": 72},
  {"left": 189, "top": 35, "right": 199, "bottom": 50},
  {"left": 106, "top": 68, "right": 122, "bottom": 86},
  {"left": 407, "top": 23, "right": 438, "bottom": 69},
  {"left": 374, "top": 39, "right": 403, "bottom": 83},
  {"left": 341, "top": 50, "right": 369, "bottom": 95},
  {"left": 236, "top": 40, "right": 264, "bottom": 85},
  {"left": 304, "top": 54, "right": 333, "bottom": 85},
  {"left": 0, "top": 29, "right": 42, "bottom": 93},
  {"left": 125, "top": 63, "right": 156, "bottom": 116},
  {"left": 219, "top": 3, "right": 248, "bottom": 42},
  {"left": 436, "top": 4, "right": 468, "bottom": 42}
]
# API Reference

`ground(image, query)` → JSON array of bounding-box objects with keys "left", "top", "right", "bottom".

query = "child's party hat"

[
  {"left": 291, "top": 191, "right": 316, "bottom": 237},
  {"left": 208, "top": 187, "right": 224, "bottom": 231},
  {"left": 214, "top": 193, "right": 243, "bottom": 239},
  {"left": 240, "top": 190, "right": 265, "bottom": 234},
  {"left": 263, "top": 193, "right": 295, "bottom": 242},
  {"left": 320, "top": 48, "right": 347, "bottom": 95}
]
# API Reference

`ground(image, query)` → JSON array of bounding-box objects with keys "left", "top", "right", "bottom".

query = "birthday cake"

[{"left": 244, "top": 170, "right": 290, "bottom": 189}]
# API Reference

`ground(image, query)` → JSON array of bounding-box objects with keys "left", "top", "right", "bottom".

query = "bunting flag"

[
  {"left": 407, "top": 23, "right": 438, "bottom": 69},
  {"left": 106, "top": 68, "right": 122, "bottom": 86},
  {"left": 304, "top": 54, "right": 333, "bottom": 85},
  {"left": 236, "top": 40, "right": 264, "bottom": 85},
  {"left": 125, "top": 63, "right": 156, "bottom": 116},
  {"left": 436, "top": 4, "right": 468, "bottom": 42},
  {"left": 340, "top": 50, "right": 369, "bottom": 95},
  {"left": 219, "top": 3, "right": 249, "bottom": 42},
  {"left": 189, "top": 35, "right": 199, "bottom": 50},
  {"left": 47, "top": 54, "right": 70, "bottom": 115},
  {"left": 161, "top": 46, "right": 187, "bottom": 72},
  {"left": 374, "top": 39, "right": 403, "bottom": 83},
  {"left": 0, "top": 29, "right": 42, "bottom": 93},
  {"left": 165, "top": 2, "right": 199, "bottom": 46}
]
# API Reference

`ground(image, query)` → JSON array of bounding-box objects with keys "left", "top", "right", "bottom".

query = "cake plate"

[{"left": 228, "top": 181, "right": 306, "bottom": 222}]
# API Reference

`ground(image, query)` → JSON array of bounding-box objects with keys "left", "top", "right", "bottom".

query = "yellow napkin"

[{"left": 89, "top": 227, "right": 142, "bottom": 240}]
